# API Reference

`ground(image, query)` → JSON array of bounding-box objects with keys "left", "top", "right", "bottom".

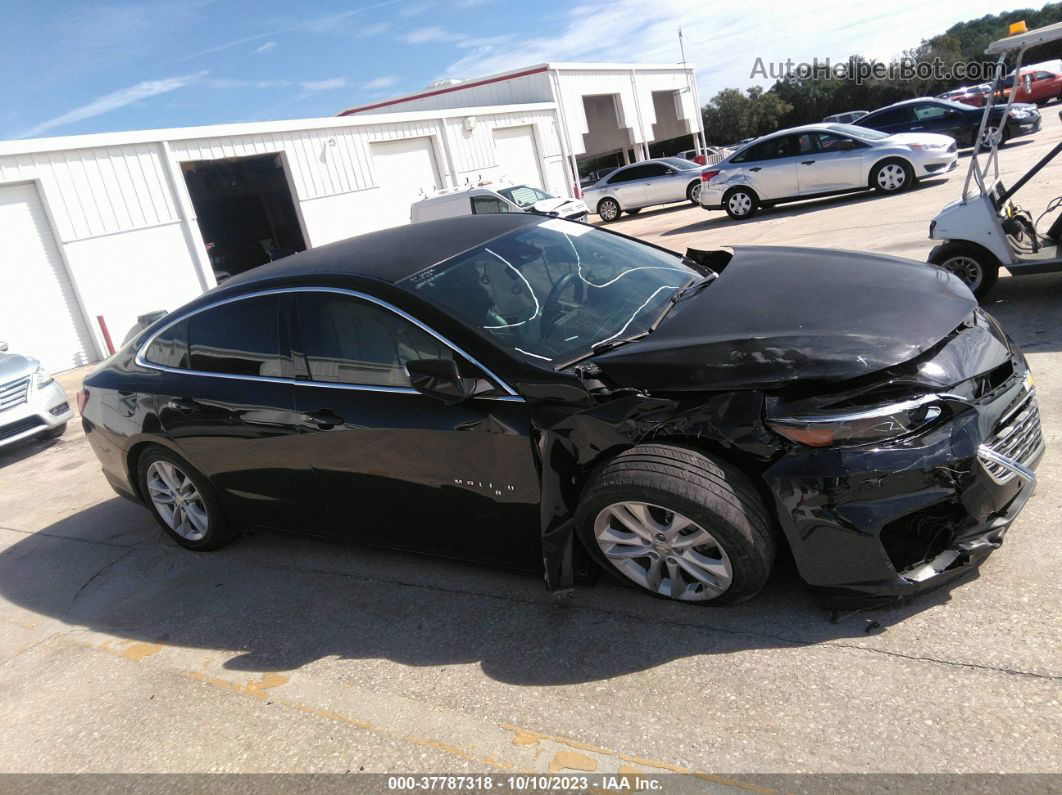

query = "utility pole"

[{"left": 679, "top": 27, "right": 701, "bottom": 155}]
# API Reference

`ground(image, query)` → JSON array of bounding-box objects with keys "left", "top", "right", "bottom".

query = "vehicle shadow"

[
  {"left": 660, "top": 179, "right": 949, "bottom": 236},
  {"left": 0, "top": 497, "right": 977, "bottom": 686},
  {"left": 0, "top": 434, "right": 62, "bottom": 468}
]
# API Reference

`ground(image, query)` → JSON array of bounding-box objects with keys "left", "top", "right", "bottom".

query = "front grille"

[
  {"left": 981, "top": 388, "right": 1043, "bottom": 484},
  {"left": 0, "top": 376, "right": 30, "bottom": 412},
  {"left": 0, "top": 415, "right": 44, "bottom": 441}
]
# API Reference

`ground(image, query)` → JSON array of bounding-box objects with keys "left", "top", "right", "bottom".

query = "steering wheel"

[{"left": 539, "top": 271, "right": 585, "bottom": 339}]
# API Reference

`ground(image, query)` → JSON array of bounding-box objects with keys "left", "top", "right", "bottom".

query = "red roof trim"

[{"left": 338, "top": 66, "right": 550, "bottom": 116}]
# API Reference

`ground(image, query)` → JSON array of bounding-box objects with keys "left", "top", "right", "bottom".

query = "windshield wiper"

[
  {"left": 650, "top": 273, "right": 717, "bottom": 330},
  {"left": 553, "top": 332, "right": 649, "bottom": 371}
]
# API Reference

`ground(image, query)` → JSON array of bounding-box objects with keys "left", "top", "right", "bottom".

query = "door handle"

[
  {"left": 801, "top": 160, "right": 816, "bottom": 165},
  {"left": 166, "top": 397, "right": 198, "bottom": 413},
  {"left": 749, "top": 167, "right": 762, "bottom": 172},
  {"left": 302, "top": 410, "right": 345, "bottom": 429}
]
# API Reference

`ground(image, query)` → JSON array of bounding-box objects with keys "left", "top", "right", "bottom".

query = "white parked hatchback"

[
  {"left": 411, "top": 183, "right": 588, "bottom": 224},
  {"left": 699, "top": 123, "right": 958, "bottom": 220}
]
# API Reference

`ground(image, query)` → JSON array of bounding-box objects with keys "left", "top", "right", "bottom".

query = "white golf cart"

[{"left": 928, "top": 20, "right": 1062, "bottom": 298}]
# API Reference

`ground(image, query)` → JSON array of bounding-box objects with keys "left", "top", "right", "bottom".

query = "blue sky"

[{"left": 0, "top": 0, "right": 1038, "bottom": 140}]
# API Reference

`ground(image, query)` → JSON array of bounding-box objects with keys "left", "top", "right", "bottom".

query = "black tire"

[
  {"left": 978, "top": 125, "right": 1010, "bottom": 151},
  {"left": 928, "top": 242, "right": 1000, "bottom": 300},
  {"left": 597, "top": 197, "right": 621, "bottom": 222},
  {"left": 625, "top": 208, "right": 641, "bottom": 215},
  {"left": 575, "top": 444, "right": 777, "bottom": 605},
  {"left": 686, "top": 180, "right": 702, "bottom": 205},
  {"left": 722, "top": 187, "right": 758, "bottom": 220},
  {"left": 136, "top": 445, "right": 237, "bottom": 551},
  {"left": 41, "top": 422, "right": 67, "bottom": 440},
  {"left": 871, "top": 158, "right": 913, "bottom": 193}
]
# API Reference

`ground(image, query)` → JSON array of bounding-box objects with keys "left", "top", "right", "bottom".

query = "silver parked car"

[
  {"left": 699, "top": 123, "right": 958, "bottom": 220},
  {"left": 0, "top": 341, "right": 73, "bottom": 449},
  {"left": 581, "top": 158, "right": 706, "bottom": 222},
  {"left": 822, "top": 110, "right": 869, "bottom": 123}
]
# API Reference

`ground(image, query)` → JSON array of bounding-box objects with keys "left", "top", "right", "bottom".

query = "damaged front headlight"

[{"left": 767, "top": 395, "right": 944, "bottom": 448}]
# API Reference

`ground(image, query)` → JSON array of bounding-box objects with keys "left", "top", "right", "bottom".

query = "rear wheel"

[
  {"left": 136, "top": 446, "right": 236, "bottom": 550},
  {"left": 597, "top": 197, "right": 621, "bottom": 222},
  {"left": 575, "top": 445, "right": 776, "bottom": 605},
  {"left": 871, "top": 159, "right": 913, "bottom": 193},
  {"left": 722, "top": 187, "right": 758, "bottom": 220},
  {"left": 928, "top": 242, "right": 1000, "bottom": 299}
]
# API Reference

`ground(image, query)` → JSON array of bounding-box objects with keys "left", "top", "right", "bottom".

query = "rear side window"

[
  {"left": 296, "top": 292, "right": 452, "bottom": 387},
  {"left": 471, "top": 196, "right": 510, "bottom": 214},
  {"left": 187, "top": 294, "right": 289, "bottom": 377},
  {"left": 608, "top": 165, "right": 647, "bottom": 184},
  {"left": 142, "top": 318, "right": 189, "bottom": 369}
]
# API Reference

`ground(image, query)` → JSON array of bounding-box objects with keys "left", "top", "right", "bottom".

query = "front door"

[
  {"left": 290, "top": 290, "right": 542, "bottom": 569},
  {"left": 798, "top": 132, "right": 864, "bottom": 193}
]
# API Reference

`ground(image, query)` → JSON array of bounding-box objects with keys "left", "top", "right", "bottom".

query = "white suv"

[{"left": 411, "top": 183, "right": 588, "bottom": 224}]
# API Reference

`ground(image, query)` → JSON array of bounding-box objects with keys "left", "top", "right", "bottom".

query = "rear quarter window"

[{"left": 142, "top": 318, "right": 189, "bottom": 369}]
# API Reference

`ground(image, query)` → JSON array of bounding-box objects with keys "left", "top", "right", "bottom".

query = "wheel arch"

[
  {"left": 125, "top": 435, "right": 186, "bottom": 502},
  {"left": 867, "top": 156, "right": 913, "bottom": 188}
]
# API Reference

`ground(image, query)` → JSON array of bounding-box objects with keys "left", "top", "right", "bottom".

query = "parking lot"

[{"left": 1, "top": 114, "right": 1060, "bottom": 779}]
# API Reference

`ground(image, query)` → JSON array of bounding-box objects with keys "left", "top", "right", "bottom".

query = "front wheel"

[
  {"left": 575, "top": 445, "right": 777, "bottom": 605},
  {"left": 686, "top": 181, "right": 702, "bottom": 205},
  {"left": 928, "top": 242, "right": 1000, "bottom": 299},
  {"left": 872, "top": 159, "right": 913, "bottom": 193},
  {"left": 597, "top": 197, "right": 621, "bottom": 222},
  {"left": 979, "top": 125, "right": 1009, "bottom": 150}
]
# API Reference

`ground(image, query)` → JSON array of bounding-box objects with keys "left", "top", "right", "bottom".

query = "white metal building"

[{"left": 0, "top": 62, "right": 702, "bottom": 373}]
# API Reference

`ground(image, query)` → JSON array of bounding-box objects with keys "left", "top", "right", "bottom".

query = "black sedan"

[
  {"left": 856, "top": 97, "right": 1041, "bottom": 149},
  {"left": 80, "top": 214, "right": 1043, "bottom": 605}
]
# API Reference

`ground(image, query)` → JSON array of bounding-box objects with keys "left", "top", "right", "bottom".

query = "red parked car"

[{"left": 997, "top": 69, "right": 1062, "bottom": 106}]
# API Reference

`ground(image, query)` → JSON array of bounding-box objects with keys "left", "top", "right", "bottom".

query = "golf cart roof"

[{"left": 988, "top": 21, "right": 1062, "bottom": 54}]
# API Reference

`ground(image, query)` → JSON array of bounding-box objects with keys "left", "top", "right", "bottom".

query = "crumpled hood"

[
  {"left": 593, "top": 246, "right": 979, "bottom": 392},
  {"left": 531, "top": 198, "right": 588, "bottom": 217}
]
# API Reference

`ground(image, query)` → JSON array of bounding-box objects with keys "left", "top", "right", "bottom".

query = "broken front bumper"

[{"left": 762, "top": 369, "right": 1043, "bottom": 603}]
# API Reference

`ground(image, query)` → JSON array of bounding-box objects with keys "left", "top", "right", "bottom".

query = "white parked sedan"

[
  {"left": 582, "top": 158, "right": 708, "bottom": 221},
  {"left": 0, "top": 341, "right": 73, "bottom": 449},
  {"left": 699, "top": 124, "right": 958, "bottom": 220}
]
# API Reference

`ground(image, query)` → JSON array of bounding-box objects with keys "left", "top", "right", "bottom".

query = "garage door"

[
  {"left": 369, "top": 137, "right": 442, "bottom": 229},
  {"left": 0, "top": 183, "right": 96, "bottom": 372},
  {"left": 493, "top": 126, "right": 543, "bottom": 189}
]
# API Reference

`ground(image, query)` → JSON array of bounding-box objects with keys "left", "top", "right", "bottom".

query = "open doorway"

[{"left": 181, "top": 154, "right": 307, "bottom": 280}]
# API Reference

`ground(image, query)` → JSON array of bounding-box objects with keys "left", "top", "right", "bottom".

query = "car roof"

[{"left": 220, "top": 214, "right": 544, "bottom": 287}]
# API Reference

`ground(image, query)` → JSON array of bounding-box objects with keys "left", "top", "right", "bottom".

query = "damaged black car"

[{"left": 80, "top": 214, "right": 1043, "bottom": 605}]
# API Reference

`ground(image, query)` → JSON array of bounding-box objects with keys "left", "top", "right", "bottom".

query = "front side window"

[
  {"left": 401, "top": 219, "right": 701, "bottom": 367},
  {"left": 187, "top": 295, "right": 289, "bottom": 377},
  {"left": 296, "top": 293, "right": 452, "bottom": 387},
  {"left": 471, "top": 196, "right": 510, "bottom": 214},
  {"left": 640, "top": 163, "right": 671, "bottom": 178}
]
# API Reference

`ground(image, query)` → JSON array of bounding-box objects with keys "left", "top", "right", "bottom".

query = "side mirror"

[
  {"left": 405, "top": 358, "right": 475, "bottom": 405},
  {"left": 0, "top": 341, "right": 7, "bottom": 352}
]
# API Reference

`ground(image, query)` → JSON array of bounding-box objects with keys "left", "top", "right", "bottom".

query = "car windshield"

[
  {"left": 400, "top": 219, "right": 701, "bottom": 367},
  {"left": 828, "top": 123, "right": 889, "bottom": 140},
  {"left": 497, "top": 185, "right": 553, "bottom": 208}
]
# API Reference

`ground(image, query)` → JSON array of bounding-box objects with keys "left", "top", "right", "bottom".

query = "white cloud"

[
  {"left": 18, "top": 72, "right": 208, "bottom": 138},
  {"left": 362, "top": 75, "right": 398, "bottom": 90},
  {"left": 255, "top": 40, "right": 277, "bottom": 54},
  {"left": 403, "top": 26, "right": 467, "bottom": 45},
  {"left": 300, "top": 77, "right": 347, "bottom": 92},
  {"left": 440, "top": 0, "right": 1038, "bottom": 99}
]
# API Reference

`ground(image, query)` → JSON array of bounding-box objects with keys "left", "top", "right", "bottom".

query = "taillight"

[
  {"left": 700, "top": 170, "right": 720, "bottom": 183},
  {"left": 76, "top": 388, "right": 90, "bottom": 414}
]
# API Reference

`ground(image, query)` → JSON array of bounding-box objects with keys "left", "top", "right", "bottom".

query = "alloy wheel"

[
  {"left": 599, "top": 200, "right": 619, "bottom": 221},
  {"left": 146, "top": 460, "right": 209, "bottom": 541},
  {"left": 876, "top": 164, "right": 906, "bottom": 191},
  {"left": 980, "top": 126, "right": 1002, "bottom": 148},
  {"left": 728, "top": 192, "right": 752, "bottom": 216},
  {"left": 689, "top": 182, "right": 702, "bottom": 203},
  {"left": 593, "top": 501, "right": 733, "bottom": 601},
  {"left": 939, "top": 255, "right": 984, "bottom": 291}
]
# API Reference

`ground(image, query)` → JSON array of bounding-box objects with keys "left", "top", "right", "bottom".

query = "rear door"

[
  {"left": 606, "top": 164, "right": 650, "bottom": 208},
  {"left": 732, "top": 136, "right": 800, "bottom": 200},
  {"left": 290, "top": 289, "right": 542, "bottom": 569},
  {"left": 641, "top": 162, "right": 680, "bottom": 204},
  {"left": 149, "top": 293, "right": 319, "bottom": 531}
]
